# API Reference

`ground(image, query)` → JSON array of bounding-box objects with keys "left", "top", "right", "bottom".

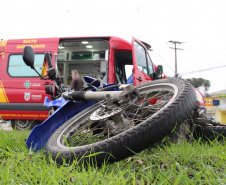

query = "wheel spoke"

[{"left": 62, "top": 88, "right": 175, "bottom": 147}]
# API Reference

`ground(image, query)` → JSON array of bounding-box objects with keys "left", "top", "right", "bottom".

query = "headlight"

[{"left": 195, "top": 89, "right": 205, "bottom": 104}]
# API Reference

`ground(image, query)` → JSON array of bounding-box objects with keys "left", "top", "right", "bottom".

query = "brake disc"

[
  {"left": 90, "top": 96, "right": 137, "bottom": 121},
  {"left": 90, "top": 104, "right": 125, "bottom": 121}
]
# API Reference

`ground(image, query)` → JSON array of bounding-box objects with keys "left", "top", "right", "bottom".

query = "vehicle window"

[
  {"left": 146, "top": 53, "right": 155, "bottom": 79},
  {"left": 125, "top": 64, "right": 133, "bottom": 79},
  {"left": 134, "top": 41, "right": 148, "bottom": 75},
  {"left": 8, "top": 54, "right": 44, "bottom": 77}
]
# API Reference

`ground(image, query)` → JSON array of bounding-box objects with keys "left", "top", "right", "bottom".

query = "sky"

[{"left": 1, "top": 0, "right": 226, "bottom": 93}]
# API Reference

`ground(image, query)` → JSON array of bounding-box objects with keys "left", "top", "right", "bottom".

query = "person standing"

[{"left": 70, "top": 69, "right": 84, "bottom": 91}]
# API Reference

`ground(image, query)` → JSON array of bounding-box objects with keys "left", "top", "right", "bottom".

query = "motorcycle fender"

[
  {"left": 26, "top": 100, "right": 97, "bottom": 151},
  {"left": 44, "top": 96, "right": 67, "bottom": 108}
]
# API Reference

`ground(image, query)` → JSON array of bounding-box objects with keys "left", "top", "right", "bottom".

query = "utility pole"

[{"left": 168, "top": 40, "right": 184, "bottom": 77}]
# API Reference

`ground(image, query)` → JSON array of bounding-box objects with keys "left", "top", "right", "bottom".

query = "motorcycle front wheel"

[{"left": 46, "top": 78, "right": 197, "bottom": 165}]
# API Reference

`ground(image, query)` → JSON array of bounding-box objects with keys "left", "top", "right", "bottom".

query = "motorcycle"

[{"left": 23, "top": 46, "right": 226, "bottom": 166}]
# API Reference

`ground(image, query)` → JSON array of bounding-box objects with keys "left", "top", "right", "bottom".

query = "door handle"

[{"left": 136, "top": 77, "right": 143, "bottom": 81}]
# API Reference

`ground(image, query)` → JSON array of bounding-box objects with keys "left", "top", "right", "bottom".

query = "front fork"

[
  {"left": 63, "top": 84, "right": 140, "bottom": 134},
  {"left": 63, "top": 84, "right": 139, "bottom": 113}
]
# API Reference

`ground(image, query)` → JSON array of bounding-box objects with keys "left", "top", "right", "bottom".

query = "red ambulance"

[{"left": 0, "top": 36, "right": 204, "bottom": 130}]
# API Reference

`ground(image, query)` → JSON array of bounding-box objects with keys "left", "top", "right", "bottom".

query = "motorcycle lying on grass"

[{"left": 23, "top": 46, "right": 226, "bottom": 166}]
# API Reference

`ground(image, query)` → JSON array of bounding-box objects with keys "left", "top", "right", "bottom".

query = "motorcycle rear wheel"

[
  {"left": 194, "top": 118, "right": 226, "bottom": 140},
  {"left": 46, "top": 78, "right": 197, "bottom": 165}
]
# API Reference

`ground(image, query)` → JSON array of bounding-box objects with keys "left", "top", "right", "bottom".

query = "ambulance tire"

[
  {"left": 46, "top": 78, "right": 197, "bottom": 166},
  {"left": 11, "top": 120, "right": 39, "bottom": 130}
]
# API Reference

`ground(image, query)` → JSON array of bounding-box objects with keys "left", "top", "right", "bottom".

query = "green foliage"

[
  {"left": 187, "top": 78, "right": 211, "bottom": 91},
  {"left": 0, "top": 129, "right": 226, "bottom": 184}
]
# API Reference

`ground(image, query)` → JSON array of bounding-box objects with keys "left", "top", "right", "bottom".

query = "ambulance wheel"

[
  {"left": 46, "top": 78, "right": 197, "bottom": 166},
  {"left": 11, "top": 120, "right": 37, "bottom": 130}
]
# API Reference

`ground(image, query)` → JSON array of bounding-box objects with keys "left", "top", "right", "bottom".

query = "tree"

[{"left": 186, "top": 78, "right": 211, "bottom": 91}]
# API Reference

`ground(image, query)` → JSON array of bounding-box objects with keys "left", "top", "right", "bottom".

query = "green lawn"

[{"left": 0, "top": 129, "right": 226, "bottom": 184}]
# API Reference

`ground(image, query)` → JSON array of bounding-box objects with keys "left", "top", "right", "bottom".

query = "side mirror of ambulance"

[
  {"left": 156, "top": 65, "right": 163, "bottom": 79},
  {"left": 23, "top": 46, "right": 35, "bottom": 69}
]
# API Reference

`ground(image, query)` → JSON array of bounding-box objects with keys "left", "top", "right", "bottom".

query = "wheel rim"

[
  {"left": 57, "top": 83, "right": 178, "bottom": 149},
  {"left": 16, "top": 120, "right": 30, "bottom": 128}
]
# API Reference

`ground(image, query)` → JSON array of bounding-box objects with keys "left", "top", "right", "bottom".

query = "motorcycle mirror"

[
  {"left": 23, "top": 46, "right": 35, "bottom": 69},
  {"left": 23, "top": 45, "right": 45, "bottom": 80},
  {"left": 157, "top": 65, "right": 163, "bottom": 79}
]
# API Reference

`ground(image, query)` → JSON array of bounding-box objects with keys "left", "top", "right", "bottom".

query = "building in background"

[{"left": 205, "top": 89, "right": 226, "bottom": 124}]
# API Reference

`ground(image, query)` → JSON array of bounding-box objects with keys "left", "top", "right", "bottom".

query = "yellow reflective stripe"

[
  {"left": 0, "top": 81, "right": 9, "bottom": 103},
  {"left": 0, "top": 40, "right": 7, "bottom": 60}
]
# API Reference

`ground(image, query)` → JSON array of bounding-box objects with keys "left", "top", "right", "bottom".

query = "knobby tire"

[
  {"left": 46, "top": 78, "right": 197, "bottom": 166},
  {"left": 195, "top": 118, "right": 226, "bottom": 140}
]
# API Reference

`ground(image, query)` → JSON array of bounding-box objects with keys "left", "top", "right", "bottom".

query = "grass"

[{"left": 0, "top": 129, "right": 226, "bottom": 184}]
